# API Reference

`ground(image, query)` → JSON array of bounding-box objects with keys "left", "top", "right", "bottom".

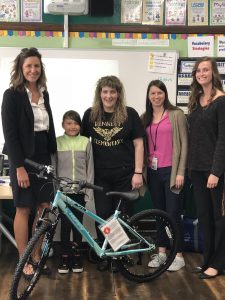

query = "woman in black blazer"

[{"left": 1, "top": 47, "right": 57, "bottom": 278}]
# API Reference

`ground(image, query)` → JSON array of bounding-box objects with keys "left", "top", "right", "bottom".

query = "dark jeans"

[
  {"left": 60, "top": 193, "right": 85, "bottom": 255},
  {"left": 94, "top": 166, "right": 134, "bottom": 242},
  {"left": 191, "top": 171, "right": 225, "bottom": 271},
  {"left": 147, "top": 167, "right": 184, "bottom": 252}
]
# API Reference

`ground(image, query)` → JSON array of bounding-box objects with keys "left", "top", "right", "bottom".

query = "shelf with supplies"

[
  {"left": 1, "top": 0, "right": 225, "bottom": 33},
  {"left": 1, "top": 22, "right": 225, "bottom": 34}
]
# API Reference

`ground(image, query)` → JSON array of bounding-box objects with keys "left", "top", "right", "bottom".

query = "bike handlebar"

[
  {"left": 24, "top": 158, "right": 103, "bottom": 192},
  {"left": 24, "top": 158, "right": 46, "bottom": 171},
  {"left": 78, "top": 180, "right": 103, "bottom": 192}
]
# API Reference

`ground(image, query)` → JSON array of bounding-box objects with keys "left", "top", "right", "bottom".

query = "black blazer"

[{"left": 1, "top": 87, "right": 57, "bottom": 168}]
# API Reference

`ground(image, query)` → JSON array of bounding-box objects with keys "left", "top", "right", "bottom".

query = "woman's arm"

[
  {"left": 208, "top": 98, "right": 225, "bottom": 188},
  {"left": 175, "top": 110, "right": 188, "bottom": 189},
  {"left": 85, "top": 141, "right": 94, "bottom": 202},
  {"left": 132, "top": 137, "right": 144, "bottom": 189},
  {"left": 210, "top": 98, "right": 225, "bottom": 177},
  {"left": 177, "top": 110, "right": 188, "bottom": 176},
  {"left": 1, "top": 89, "right": 25, "bottom": 167},
  {"left": 1, "top": 89, "right": 30, "bottom": 188}
]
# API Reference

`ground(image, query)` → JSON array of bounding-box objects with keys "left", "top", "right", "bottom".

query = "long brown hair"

[
  {"left": 10, "top": 47, "right": 47, "bottom": 92},
  {"left": 188, "top": 56, "right": 223, "bottom": 112},
  {"left": 90, "top": 75, "right": 127, "bottom": 124},
  {"left": 142, "top": 80, "right": 177, "bottom": 129}
]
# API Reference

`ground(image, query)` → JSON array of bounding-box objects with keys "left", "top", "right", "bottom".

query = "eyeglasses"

[{"left": 20, "top": 47, "right": 39, "bottom": 55}]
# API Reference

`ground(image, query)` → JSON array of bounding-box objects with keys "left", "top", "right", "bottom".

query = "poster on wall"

[
  {"left": 142, "top": 0, "right": 164, "bottom": 25},
  {"left": 210, "top": 0, "right": 225, "bottom": 25},
  {"left": 165, "top": 0, "right": 187, "bottom": 26},
  {"left": 21, "top": 0, "right": 42, "bottom": 22},
  {"left": 0, "top": 0, "right": 20, "bottom": 22},
  {"left": 188, "top": 0, "right": 208, "bottom": 26},
  {"left": 121, "top": 0, "right": 143, "bottom": 23},
  {"left": 217, "top": 36, "right": 225, "bottom": 57},
  {"left": 148, "top": 51, "right": 178, "bottom": 74},
  {"left": 188, "top": 36, "right": 214, "bottom": 57}
]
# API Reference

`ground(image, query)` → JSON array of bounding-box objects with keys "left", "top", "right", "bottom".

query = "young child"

[{"left": 55, "top": 110, "right": 94, "bottom": 274}]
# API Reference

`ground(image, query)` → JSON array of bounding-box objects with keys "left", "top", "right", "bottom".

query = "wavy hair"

[
  {"left": 10, "top": 47, "right": 47, "bottom": 92},
  {"left": 188, "top": 56, "right": 223, "bottom": 112},
  {"left": 90, "top": 75, "right": 127, "bottom": 124},
  {"left": 142, "top": 80, "right": 177, "bottom": 128}
]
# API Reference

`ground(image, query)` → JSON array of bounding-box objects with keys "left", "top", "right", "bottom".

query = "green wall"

[{"left": 0, "top": 35, "right": 201, "bottom": 57}]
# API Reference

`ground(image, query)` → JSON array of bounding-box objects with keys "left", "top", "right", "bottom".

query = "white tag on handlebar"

[{"left": 99, "top": 218, "right": 130, "bottom": 251}]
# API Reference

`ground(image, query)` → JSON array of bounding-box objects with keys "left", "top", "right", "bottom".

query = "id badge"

[{"left": 151, "top": 156, "right": 158, "bottom": 170}]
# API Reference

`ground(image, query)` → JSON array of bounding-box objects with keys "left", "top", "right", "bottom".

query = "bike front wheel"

[
  {"left": 9, "top": 220, "right": 54, "bottom": 300},
  {"left": 117, "top": 209, "right": 178, "bottom": 282}
]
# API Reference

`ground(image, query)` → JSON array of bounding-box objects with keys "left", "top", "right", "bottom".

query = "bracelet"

[{"left": 134, "top": 172, "right": 142, "bottom": 175}]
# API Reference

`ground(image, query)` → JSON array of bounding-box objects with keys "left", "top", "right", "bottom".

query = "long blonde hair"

[
  {"left": 90, "top": 75, "right": 127, "bottom": 124},
  {"left": 188, "top": 57, "right": 223, "bottom": 112}
]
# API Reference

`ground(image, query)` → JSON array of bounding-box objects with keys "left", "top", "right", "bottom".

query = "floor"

[{"left": 0, "top": 238, "right": 225, "bottom": 300}]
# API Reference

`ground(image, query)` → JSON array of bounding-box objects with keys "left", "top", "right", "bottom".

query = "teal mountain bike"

[{"left": 9, "top": 159, "right": 178, "bottom": 300}]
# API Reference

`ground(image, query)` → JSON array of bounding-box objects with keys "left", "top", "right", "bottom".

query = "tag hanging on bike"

[{"left": 99, "top": 217, "right": 130, "bottom": 251}]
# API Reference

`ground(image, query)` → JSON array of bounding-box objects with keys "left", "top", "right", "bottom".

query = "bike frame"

[{"left": 51, "top": 190, "right": 155, "bottom": 258}]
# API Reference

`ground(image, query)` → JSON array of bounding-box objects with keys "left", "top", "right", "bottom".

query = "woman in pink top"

[{"left": 142, "top": 80, "right": 188, "bottom": 271}]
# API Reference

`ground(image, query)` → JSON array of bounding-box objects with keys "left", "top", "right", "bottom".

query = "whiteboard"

[{"left": 0, "top": 47, "right": 178, "bottom": 149}]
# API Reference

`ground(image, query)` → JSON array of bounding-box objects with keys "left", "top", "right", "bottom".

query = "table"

[{"left": 0, "top": 177, "right": 16, "bottom": 253}]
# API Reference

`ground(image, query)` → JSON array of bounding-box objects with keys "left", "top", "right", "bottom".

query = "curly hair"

[
  {"left": 10, "top": 47, "right": 47, "bottom": 92},
  {"left": 142, "top": 80, "right": 178, "bottom": 129},
  {"left": 90, "top": 75, "right": 127, "bottom": 124},
  {"left": 188, "top": 56, "right": 223, "bottom": 112}
]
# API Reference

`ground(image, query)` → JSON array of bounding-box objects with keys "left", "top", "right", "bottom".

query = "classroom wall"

[
  {"left": 1, "top": 1, "right": 223, "bottom": 230},
  {"left": 0, "top": 47, "right": 178, "bottom": 148},
  {"left": 1, "top": 3, "right": 223, "bottom": 152},
  {"left": 0, "top": 31, "right": 216, "bottom": 56}
]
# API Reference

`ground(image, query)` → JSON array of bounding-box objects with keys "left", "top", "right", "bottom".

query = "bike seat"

[{"left": 106, "top": 189, "right": 140, "bottom": 202}]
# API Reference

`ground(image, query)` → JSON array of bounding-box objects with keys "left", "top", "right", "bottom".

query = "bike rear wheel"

[
  {"left": 117, "top": 209, "right": 178, "bottom": 282},
  {"left": 9, "top": 220, "right": 54, "bottom": 300}
]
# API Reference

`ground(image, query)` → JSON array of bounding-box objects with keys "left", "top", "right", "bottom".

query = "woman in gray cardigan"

[{"left": 142, "top": 80, "right": 188, "bottom": 272}]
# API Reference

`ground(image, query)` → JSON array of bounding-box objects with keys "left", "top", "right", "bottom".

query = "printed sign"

[{"left": 188, "top": 36, "right": 214, "bottom": 57}]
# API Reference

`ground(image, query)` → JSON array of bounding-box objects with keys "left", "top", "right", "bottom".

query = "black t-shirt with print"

[{"left": 81, "top": 106, "right": 145, "bottom": 169}]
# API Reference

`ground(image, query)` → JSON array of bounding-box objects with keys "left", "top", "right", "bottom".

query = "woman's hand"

[
  {"left": 175, "top": 175, "right": 184, "bottom": 189},
  {"left": 132, "top": 173, "right": 143, "bottom": 190},
  {"left": 207, "top": 174, "right": 219, "bottom": 189},
  {"left": 16, "top": 167, "right": 30, "bottom": 188}
]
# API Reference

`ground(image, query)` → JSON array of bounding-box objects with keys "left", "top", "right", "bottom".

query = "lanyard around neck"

[{"left": 149, "top": 109, "right": 165, "bottom": 151}]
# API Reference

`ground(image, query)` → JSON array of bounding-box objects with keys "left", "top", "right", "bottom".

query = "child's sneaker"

[
  {"left": 167, "top": 256, "right": 185, "bottom": 271},
  {"left": 58, "top": 255, "right": 70, "bottom": 274},
  {"left": 148, "top": 253, "right": 167, "bottom": 268},
  {"left": 72, "top": 255, "right": 83, "bottom": 273}
]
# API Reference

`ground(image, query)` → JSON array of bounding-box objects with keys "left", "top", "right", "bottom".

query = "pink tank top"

[{"left": 146, "top": 112, "right": 173, "bottom": 168}]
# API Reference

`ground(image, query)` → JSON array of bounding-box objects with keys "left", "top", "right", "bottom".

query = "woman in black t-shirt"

[
  {"left": 188, "top": 56, "right": 225, "bottom": 279},
  {"left": 82, "top": 75, "right": 145, "bottom": 271}
]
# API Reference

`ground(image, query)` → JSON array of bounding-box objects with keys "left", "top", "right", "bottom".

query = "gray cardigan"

[{"left": 168, "top": 109, "right": 188, "bottom": 193}]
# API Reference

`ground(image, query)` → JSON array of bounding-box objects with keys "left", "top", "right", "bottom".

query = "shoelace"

[{"left": 150, "top": 254, "right": 164, "bottom": 260}]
